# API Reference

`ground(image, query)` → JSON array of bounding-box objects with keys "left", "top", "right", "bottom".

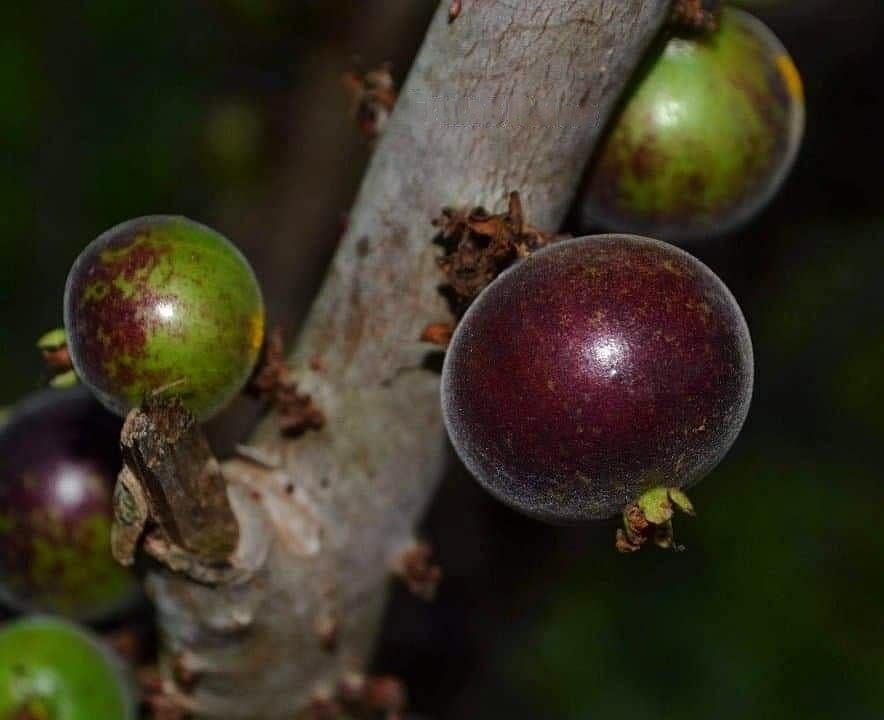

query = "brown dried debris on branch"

[
  {"left": 250, "top": 327, "right": 325, "bottom": 438},
  {"left": 392, "top": 540, "right": 443, "bottom": 601},
  {"left": 419, "top": 322, "right": 454, "bottom": 348},
  {"left": 342, "top": 62, "right": 398, "bottom": 141},
  {"left": 338, "top": 673, "right": 408, "bottom": 719},
  {"left": 432, "top": 191, "right": 565, "bottom": 318},
  {"left": 139, "top": 666, "right": 186, "bottom": 720},
  {"left": 448, "top": 0, "right": 463, "bottom": 23},
  {"left": 669, "top": 0, "right": 723, "bottom": 33},
  {"left": 314, "top": 609, "right": 341, "bottom": 652}
]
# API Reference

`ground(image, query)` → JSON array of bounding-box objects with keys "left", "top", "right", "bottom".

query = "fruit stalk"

[{"left": 138, "top": 2, "right": 675, "bottom": 717}]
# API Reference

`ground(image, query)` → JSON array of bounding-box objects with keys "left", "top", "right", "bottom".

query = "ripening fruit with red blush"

[
  {"left": 441, "top": 235, "right": 753, "bottom": 533},
  {"left": 578, "top": 8, "right": 804, "bottom": 244},
  {"left": 64, "top": 215, "right": 265, "bottom": 421},
  {"left": 0, "top": 388, "right": 140, "bottom": 622}
]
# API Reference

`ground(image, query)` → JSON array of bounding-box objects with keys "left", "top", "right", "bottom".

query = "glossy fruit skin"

[
  {"left": 0, "top": 616, "right": 136, "bottom": 720},
  {"left": 64, "top": 215, "right": 265, "bottom": 420},
  {"left": 441, "top": 235, "right": 753, "bottom": 523},
  {"left": 580, "top": 9, "right": 804, "bottom": 243},
  {"left": 0, "top": 388, "right": 139, "bottom": 622}
]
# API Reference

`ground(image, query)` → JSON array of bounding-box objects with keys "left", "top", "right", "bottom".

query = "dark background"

[{"left": 1, "top": 1, "right": 881, "bottom": 718}]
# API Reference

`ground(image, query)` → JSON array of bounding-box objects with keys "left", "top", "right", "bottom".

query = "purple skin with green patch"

[
  {"left": 579, "top": 8, "right": 804, "bottom": 244},
  {"left": 441, "top": 235, "right": 754, "bottom": 523},
  {"left": 64, "top": 215, "right": 265, "bottom": 421},
  {"left": 0, "top": 388, "right": 139, "bottom": 622}
]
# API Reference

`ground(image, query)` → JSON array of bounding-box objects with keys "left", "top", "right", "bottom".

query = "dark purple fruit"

[
  {"left": 441, "top": 235, "right": 753, "bottom": 526},
  {"left": 0, "top": 388, "right": 139, "bottom": 622}
]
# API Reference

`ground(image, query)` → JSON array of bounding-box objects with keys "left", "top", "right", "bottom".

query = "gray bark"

[{"left": 147, "top": 2, "right": 672, "bottom": 717}]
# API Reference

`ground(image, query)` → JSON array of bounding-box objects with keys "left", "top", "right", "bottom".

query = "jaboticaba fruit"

[
  {"left": 0, "top": 387, "right": 139, "bottom": 622},
  {"left": 441, "top": 235, "right": 753, "bottom": 524},
  {"left": 64, "top": 215, "right": 265, "bottom": 420},
  {"left": 0, "top": 616, "right": 136, "bottom": 720},
  {"left": 578, "top": 8, "right": 804, "bottom": 243}
]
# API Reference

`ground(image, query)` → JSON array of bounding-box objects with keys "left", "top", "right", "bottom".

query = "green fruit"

[
  {"left": 64, "top": 215, "right": 265, "bottom": 420},
  {"left": 0, "top": 617, "right": 136, "bottom": 720},
  {"left": 580, "top": 8, "right": 804, "bottom": 243}
]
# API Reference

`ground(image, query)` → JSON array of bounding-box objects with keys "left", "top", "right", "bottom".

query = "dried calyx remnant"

[
  {"left": 427, "top": 192, "right": 564, "bottom": 340},
  {"left": 670, "top": 0, "right": 724, "bottom": 32},
  {"left": 615, "top": 487, "right": 696, "bottom": 553},
  {"left": 342, "top": 63, "right": 398, "bottom": 141},
  {"left": 249, "top": 327, "right": 325, "bottom": 437}
]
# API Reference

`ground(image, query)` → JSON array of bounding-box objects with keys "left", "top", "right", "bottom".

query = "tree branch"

[{"left": 142, "top": 2, "right": 672, "bottom": 717}]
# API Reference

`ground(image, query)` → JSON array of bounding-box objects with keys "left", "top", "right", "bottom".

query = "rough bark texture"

[{"left": 145, "top": 2, "right": 672, "bottom": 717}]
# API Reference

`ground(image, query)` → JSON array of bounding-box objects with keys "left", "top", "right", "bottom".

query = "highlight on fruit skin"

[
  {"left": 63, "top": 215, "right": 265, "bottom": 421},
  {"left": 0, "top": 387, "right": 140, "bottom": 622},
  {"left": 578, "top": 8, "right": 804, "bottom": 244},
  {"left": 441, "top": 235, "right": 753, "bottom": 529},
  {"left": 0, "top": 616, "right": 137, "bottom": 720}
]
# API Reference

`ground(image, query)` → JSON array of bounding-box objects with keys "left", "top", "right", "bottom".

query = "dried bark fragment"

[
  {"left": 111, "top": 467, "right": 150, "bottom": 566},
  {"left": 250, "top": 327, "right": 326, "bottom": 438},
  {"left": 433, "top": 191, "right": 565, "bottom": 317},
  {"left": 342, "top": 63, "right": 398, "bottom": 141},
  {"left": 119, "top": 398, "right": 239, "bottom": 563},
  {"left": 112, "top": 398, "right": 245, "bottom": 583},
  {"left": 392, "top": 541, "right": 442, "bottom": 601},
  {"left": 670, "top": 0, "right": 723, "bottom": 33}
]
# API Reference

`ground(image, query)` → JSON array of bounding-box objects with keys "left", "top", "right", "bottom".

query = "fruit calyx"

[
  {"left": 615, "top": 486, "right": 696, "bottom": 553},
  {"left": 670, "top": 0, "right": 723, "bottom": 34}
]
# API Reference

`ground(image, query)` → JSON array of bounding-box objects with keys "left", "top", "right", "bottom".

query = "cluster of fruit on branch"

[
  {"left": 435, "top": 5, "right": 802, "bottom": 548},
  {"left": 0, "top": 2, "right": 802, "bottom": 718}
]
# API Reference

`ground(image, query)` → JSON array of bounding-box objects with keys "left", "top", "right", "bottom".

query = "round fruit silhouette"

[
  {"left": 0, "top": 616, "right": 136, "bottom": 720},
  {"left": 442, "top": 235, "right": 753, "bottom": 524},
  {"left": 579, "top": 8, "right": 804, "bottom": 243},
  {"left": 0, "top": 388, "right": 139, "bottom": 622},
  {"left": 64, "top": 215, "right": 265, "bottom": 420}
]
